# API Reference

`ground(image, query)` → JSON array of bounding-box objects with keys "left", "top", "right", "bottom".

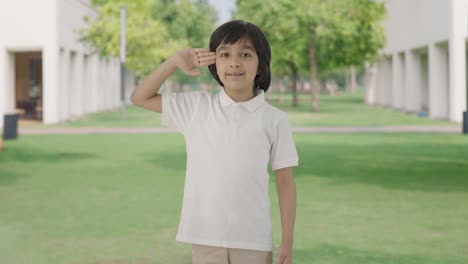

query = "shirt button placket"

[{"left": 234, "top": 105, "right": 242, "bottom": 123}]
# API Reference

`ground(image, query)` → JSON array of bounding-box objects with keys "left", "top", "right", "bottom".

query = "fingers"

[
  {"left": 198, "top": 55, "right": 216, "bottom": 67},
  {"left": 277, "top": 254, "right": 287, "bottom": 264},
  {"left": 192, "top": 48, "right": 215, "bottom": 68},
  {"left": 193, "top": 48, "right": 211, "bottom": 54},
  {"left": 198, "top": 53, "right": 215, "bottom": 62}
]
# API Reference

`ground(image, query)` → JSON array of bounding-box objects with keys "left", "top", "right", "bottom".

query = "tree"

[
  {"left": 235, "top": 0, "right": 308, "bottom": 107},
  {"left": 153, "top": 0, "right": 218, "bottom": 86},
  {"left": 298, "top": 0, "right": 386, "bottom": 110},
  {"left": 80, "top": 0, "right": 217, "bottom": 82},
  {"left": 236, "top": 0, "right": 386, "bottom": 111}
]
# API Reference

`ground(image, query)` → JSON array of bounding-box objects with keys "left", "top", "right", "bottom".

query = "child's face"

[{"left": 215, "top": 38, "right": 259, "bottom": 92}]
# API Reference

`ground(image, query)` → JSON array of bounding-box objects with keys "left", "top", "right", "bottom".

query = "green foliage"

[
  {"left": 235, "top": 0, "right": 308, "bottom": 77},
  {"left": 315, "top": 0, "right": 387, "bottom": 73},
  {"left": 235, "top": 0, "right": 386, "bottom": 76},
  {"left": 80, "top": 0, "right": 217, "bottom": 80},
  {"left": 152, "top": 0, "right": 218, "bottom": 83}
]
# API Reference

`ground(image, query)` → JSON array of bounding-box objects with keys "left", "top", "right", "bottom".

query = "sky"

[{"left": 207, "top": 0, "right": 236, "bottom": 25}]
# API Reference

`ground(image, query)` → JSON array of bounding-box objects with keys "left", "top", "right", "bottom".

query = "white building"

[
  {"left": 0, "top": 0, "right": 136, "bottom": 127},
  {"left": 365, "top": 0, "right": 468, "bottom": 122}
]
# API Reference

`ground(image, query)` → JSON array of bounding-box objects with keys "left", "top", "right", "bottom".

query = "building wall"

[
  {"left": 0, "top": 0, "right": 136, "bottom": 128},
  {"left": 367, "top": 0, "right": 468, "bottom": 122},
  {"left": 382, "top": 0, "right": 451, "bottom": 53},
  {"left": 0, "top": 0, "right": 56, "bottom": 126}
]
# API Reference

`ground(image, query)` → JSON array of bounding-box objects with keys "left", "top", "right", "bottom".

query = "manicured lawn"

[
  {"left": 268, "top": 91, "right": 457, "bottom": 127},
  {"left": 19, "top": 90, "right": 457, "bottom": 128},
  {"left": 1, "top": 133, "right": 467, "bottom": 263}
]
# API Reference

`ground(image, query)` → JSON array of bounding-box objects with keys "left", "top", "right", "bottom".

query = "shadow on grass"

[
  {"left": 294, "top": 243, "right": 461, "bottom": 264},
  {"left": 271, "top": 94, "right": 364, "bottom": 113},
  {"left": 0, "top": 147, "right": 95, "bottom": 163},
  {"left": 0, "top": 144, "right": 96, "bottom": 185},
  {"left": 142, "top": 134, "right": 468, "bottom": 193},
  {"left": 294, "top": 140, "right": 468, "bottom": 193},
  {"left": 144, "top": 150, "right": 186, "bottom": 172},
  {"left": 0, "top": 168, "right": 26, "bottom": 185}
]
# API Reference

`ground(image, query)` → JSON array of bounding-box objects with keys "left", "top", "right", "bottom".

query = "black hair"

[{"left": 208, "top": 20, "right": 271, "bottom": 92}]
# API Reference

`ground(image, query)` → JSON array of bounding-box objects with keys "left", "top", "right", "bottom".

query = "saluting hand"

[{"left": 173, "top": 48, "right": 216, "bottom": 77}]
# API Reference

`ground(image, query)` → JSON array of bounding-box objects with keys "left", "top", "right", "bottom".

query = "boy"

[{"left": 130, "top": 20, "right": 299, "bottom": 264}]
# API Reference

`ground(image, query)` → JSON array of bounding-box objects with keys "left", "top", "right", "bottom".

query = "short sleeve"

[
  {"left": 269, "top": 114, "right": 299, "bottom": 171},
  {"left": 162, "top": 90, "right": 203, "bottom": 134}
]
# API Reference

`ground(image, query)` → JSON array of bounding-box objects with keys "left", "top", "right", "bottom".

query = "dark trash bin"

[{"left": 3, "top": 113, "right": 19, "bottom": 140}]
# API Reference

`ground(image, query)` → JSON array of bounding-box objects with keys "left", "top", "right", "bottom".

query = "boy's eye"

[
  {"left": 220, "top": 53, "right": 228, "bottom": 57},
  {"left": 241, "top": 53, "right": 252, "bottom": 57}
]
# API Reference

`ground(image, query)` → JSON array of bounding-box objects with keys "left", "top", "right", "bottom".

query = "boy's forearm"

[
  {"left": 131, "top": 56, "right": 178, "bottom": 101},
  {"left": 278, "top": 180, "right": 297, "bottom": 246}
]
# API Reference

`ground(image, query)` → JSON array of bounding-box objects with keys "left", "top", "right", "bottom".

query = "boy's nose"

[{"left": 229, "top": 58, "right": 240, "bottom": 68}]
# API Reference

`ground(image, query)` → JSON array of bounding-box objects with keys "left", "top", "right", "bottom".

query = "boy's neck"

[{"left": 223, "top": 87, "right": 258, "bottom": 103}]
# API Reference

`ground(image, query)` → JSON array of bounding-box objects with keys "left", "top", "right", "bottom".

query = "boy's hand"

[
  {"left": 173, "top": 48, "right": 216, "bottom": 77},
  {"left": 277, "top": 240, "right": 293, "bottom": 264}
]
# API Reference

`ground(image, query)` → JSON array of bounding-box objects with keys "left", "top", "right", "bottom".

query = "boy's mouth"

[{"left": 226, "top": 73, "right": 245, "bottom": 77}]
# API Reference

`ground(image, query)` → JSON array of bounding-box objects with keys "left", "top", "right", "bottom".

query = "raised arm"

[{"left": 130, "top": 48, "right": 216, "bottom": 113}]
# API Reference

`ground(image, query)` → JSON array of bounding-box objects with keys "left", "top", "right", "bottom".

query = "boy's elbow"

[{"left": 129, "top": 90, "right": 138, "bottom": 105}]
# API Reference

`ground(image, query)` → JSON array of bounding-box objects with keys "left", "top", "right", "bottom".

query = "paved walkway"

[{"left": 17, "top": 126, "right": 462, "bottom": 135}]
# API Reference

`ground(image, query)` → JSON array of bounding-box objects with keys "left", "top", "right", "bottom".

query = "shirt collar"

[{"left": 219, "top": 88, "right": 265, "bottom": 113}]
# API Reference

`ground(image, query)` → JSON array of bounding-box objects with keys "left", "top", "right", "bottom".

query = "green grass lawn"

[
  {"left": 1, "top": 133, "right": 467, "bottom": 263},
  {"left": 21, "top": 90, "right": 457, "bottom": 128}
]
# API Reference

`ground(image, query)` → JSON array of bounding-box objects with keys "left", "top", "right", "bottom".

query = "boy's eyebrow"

[
  {"left": 217, "top": 45, "right": 256, "bottom": 52},
  {"left": 242, "top": 45, "right": 255, "bottom": 52}
]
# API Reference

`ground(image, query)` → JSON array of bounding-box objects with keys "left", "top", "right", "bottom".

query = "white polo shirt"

[{"left": 161, "top": 87, "right": 299, "bottom": 252}]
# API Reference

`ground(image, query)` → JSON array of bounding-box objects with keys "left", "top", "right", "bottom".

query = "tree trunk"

[
  {"left": 345, "top": 69, "right": 351, "bottom": 93},
  {"left": 289, "top": 63, "right": 298, "bottom": 107},
  {"left": 309, "top": 42, "right": 319, "bottom": 111},
  {"left": 271, "top": 76, "right": 280, "bottom": 102},
  {"left": 351, "top": 65, "right": 357, "bottom": 94},
  {"left": 279, "top": 78, "right": 285, "bottom": 104}
]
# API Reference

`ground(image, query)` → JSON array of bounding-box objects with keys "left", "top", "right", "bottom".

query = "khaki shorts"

[{"left": 192, "top": 244, "right": 273, "bottom": 264}]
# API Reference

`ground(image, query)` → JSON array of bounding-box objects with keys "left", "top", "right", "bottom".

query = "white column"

[
  {"left": 110, "top": 58, "right": 116, "bottom": 109},
  {"left": 99, "top": 57, "right": 105, "bottom": 111},
  {"left": 420, "top": 53, "right": 429, "bottom": 113},
  {"left": 448, "top": 0, "right": 467, "bottom": 122},
  {"left": 0, "top": 49, "right": 16, "bottom": 127},
  {"left": 82, "top": 54, "right": 90, "bottom": 114},
  {"left": 59, "top": 48, "right": 70, "bottom": 121},
  {"left": 375, "top": 60, "right": 385, "bottom": 105},
  {"left": 383, "top": 57, "right": 393, "bottom": 107},
  {"left": 103, "top": 58, "right": 108, "bottom": 110},
  {"left": 429, "top": 43, "right": 449, "bottom": 119},
  {"left": 107, "top": 58, "right": 113, "bottom": 110},
  {"left": 113, "top": 58, "right": 119, "bottom": 108},
  {"left": 69, "top": 52, "right": 77, "bottom": 117},
  {"left": 100, "top": 58, "right": 104, "bottom": 110},
  {"left": 89, "top": 54, "right": 99, "bottom": 113},
  {"left": 43, "top": 45, "right": 60, "bottom": 124},
  {"left": 0, "top": 48, "right": 5, "bottom": 127},
  {"left": 364, "top": 62, "right": 377, "bottom": 105},
  {"left": 405, "top": 50, "right": 421, "bottom": 112},
  {"left": 42, "top": 0, "right": 60, "bottom": 125},
  {"left": 75, "top": 53, "right": 84, "bottom": 116},
  {"left": 392, "top": 52, "right": 405, "bottom": 109}
]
